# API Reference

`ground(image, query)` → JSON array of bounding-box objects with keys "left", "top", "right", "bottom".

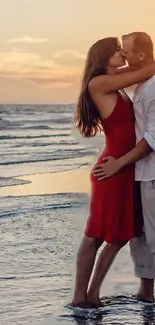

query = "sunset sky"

[{"left": 0, "top": 0, "right": 155, "bottom": 104}]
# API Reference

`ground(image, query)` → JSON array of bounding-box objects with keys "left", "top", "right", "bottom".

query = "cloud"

[
  {"left": 53, "top": 50, "right": 86, "bottom": 60},
  {"left": 27, "top": 78, "right": 74, "bottom": 88},
  {"left": 0, "top": 48, "right": 82, "bottom": 88},
  {"left": 53, "top": 50, "right": 86, "bottom": 67},
  {"left": 7, "top": 36, "right": 50, "bottom": 44}
]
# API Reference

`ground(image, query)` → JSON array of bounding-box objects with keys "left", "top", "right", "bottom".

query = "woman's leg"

[
  {"left": 71, "top": 235, "right": 103, "bottom": 306},
  {"left": 87, "top": 240, "right": 128, "bottom": 304}
]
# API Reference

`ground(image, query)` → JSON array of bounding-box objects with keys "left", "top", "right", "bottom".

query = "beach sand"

[{"left": 0, "top": 168, "right": 90, "bottom": 197}]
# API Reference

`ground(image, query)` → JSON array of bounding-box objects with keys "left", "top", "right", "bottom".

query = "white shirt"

[{"left": 134, "top": 75, "right": 155, "bottom": 181}]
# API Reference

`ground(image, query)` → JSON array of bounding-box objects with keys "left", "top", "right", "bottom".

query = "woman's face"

[{"left": 108, "top": 40, "right": 126, "bottom": 68}]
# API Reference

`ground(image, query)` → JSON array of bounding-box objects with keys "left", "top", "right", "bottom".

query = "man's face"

[{"left": 122, "top": 37, "right": 141, "bottom": 67}]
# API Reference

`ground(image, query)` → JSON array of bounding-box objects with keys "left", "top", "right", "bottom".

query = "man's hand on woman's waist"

[{"left": 93, "top": 138, "right": 153, "bottom": 180}]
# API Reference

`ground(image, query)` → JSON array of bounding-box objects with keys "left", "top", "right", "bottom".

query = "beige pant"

[{"left": 130, "top": 181, "right": 155, "bottom": 279}]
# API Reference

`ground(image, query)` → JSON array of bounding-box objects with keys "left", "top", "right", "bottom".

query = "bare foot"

[
  {"left": 87, "top": 295, "right": 102, "bottom": 307},
  {"left": 137, "top": 279, "right": 154, "bottom": 303},
  {"left": 67, "top": 301, "right": 99, "bottom": 309},
  {"left": 137, "top": 294, "right": 155, "bottom": 303}
]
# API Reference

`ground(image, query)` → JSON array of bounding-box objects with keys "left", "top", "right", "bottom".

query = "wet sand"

[{"left": 0, "top": 168, "right": 90, "bottom": 197}]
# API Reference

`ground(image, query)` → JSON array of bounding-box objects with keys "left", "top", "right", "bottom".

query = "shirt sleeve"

[{"left": 143, "top": 81, "right": 155, "bottom": 150}]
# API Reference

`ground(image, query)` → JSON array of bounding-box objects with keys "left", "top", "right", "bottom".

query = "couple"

[{"left": 70, "top": 32, "right": 155, "bottom": 308}]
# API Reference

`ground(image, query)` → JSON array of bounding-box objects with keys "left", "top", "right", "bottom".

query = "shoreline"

[{"left": 0, "top": 167, "right": 90, "bottom": 197}]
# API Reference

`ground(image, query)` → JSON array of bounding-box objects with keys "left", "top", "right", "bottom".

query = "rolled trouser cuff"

[
  {"left": 130, "top": 235, "right": 155, "bottom": 279},
  {"left": 134, "top": 265, "right": 155, "bottom": 279}
]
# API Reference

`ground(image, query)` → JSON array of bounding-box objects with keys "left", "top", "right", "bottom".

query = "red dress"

[{"left": 85, "top": 91, "right": 143, "bottom": 243}]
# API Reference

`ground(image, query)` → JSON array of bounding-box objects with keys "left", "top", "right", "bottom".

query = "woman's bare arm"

[{"left": 89, "top": 64, "right": 155, "bottom": 94}]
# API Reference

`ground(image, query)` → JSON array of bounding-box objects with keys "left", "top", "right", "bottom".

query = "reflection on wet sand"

[{"left": 0, "top": 168, "right": 90, "bottom": 197}]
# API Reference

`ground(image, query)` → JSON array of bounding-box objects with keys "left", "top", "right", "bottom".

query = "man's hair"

[{"left": 122, "top": 32, "right": 154, "bottom": 56}]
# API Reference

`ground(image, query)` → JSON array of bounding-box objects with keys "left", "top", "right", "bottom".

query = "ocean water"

[{"left": 0, "top": 104, "right": 155, "bottom": 325}]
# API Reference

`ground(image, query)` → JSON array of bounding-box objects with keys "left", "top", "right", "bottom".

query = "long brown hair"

[{"left": 74, "top": 37, "right": 118, "bottom": 137}]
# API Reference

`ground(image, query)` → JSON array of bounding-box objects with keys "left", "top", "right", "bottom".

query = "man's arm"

[
  {"left": 93, "top": 91, "right": 155, "bottom": 179},
  {"left": 93, "top": 139, "right": 152, "bottom": 180},
  {"left": 119, "top": 96, "right": 155, "bottom": 168},
  {"left": 118, "top": 138, "right": 153, "bottom": 168}
]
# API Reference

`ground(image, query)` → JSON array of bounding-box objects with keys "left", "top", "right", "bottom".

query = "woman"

[{"left": 70, "top": 37, "right": 155, "bottom": 309}]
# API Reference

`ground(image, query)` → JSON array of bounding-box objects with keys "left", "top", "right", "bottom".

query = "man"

[{"left": 93, "top": 32, "right": 155, "bottom": 303}]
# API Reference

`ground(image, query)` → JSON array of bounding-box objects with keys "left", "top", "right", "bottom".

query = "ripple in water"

[{"left": 46, "top": 295, "right": 155, "bottom": 325}]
